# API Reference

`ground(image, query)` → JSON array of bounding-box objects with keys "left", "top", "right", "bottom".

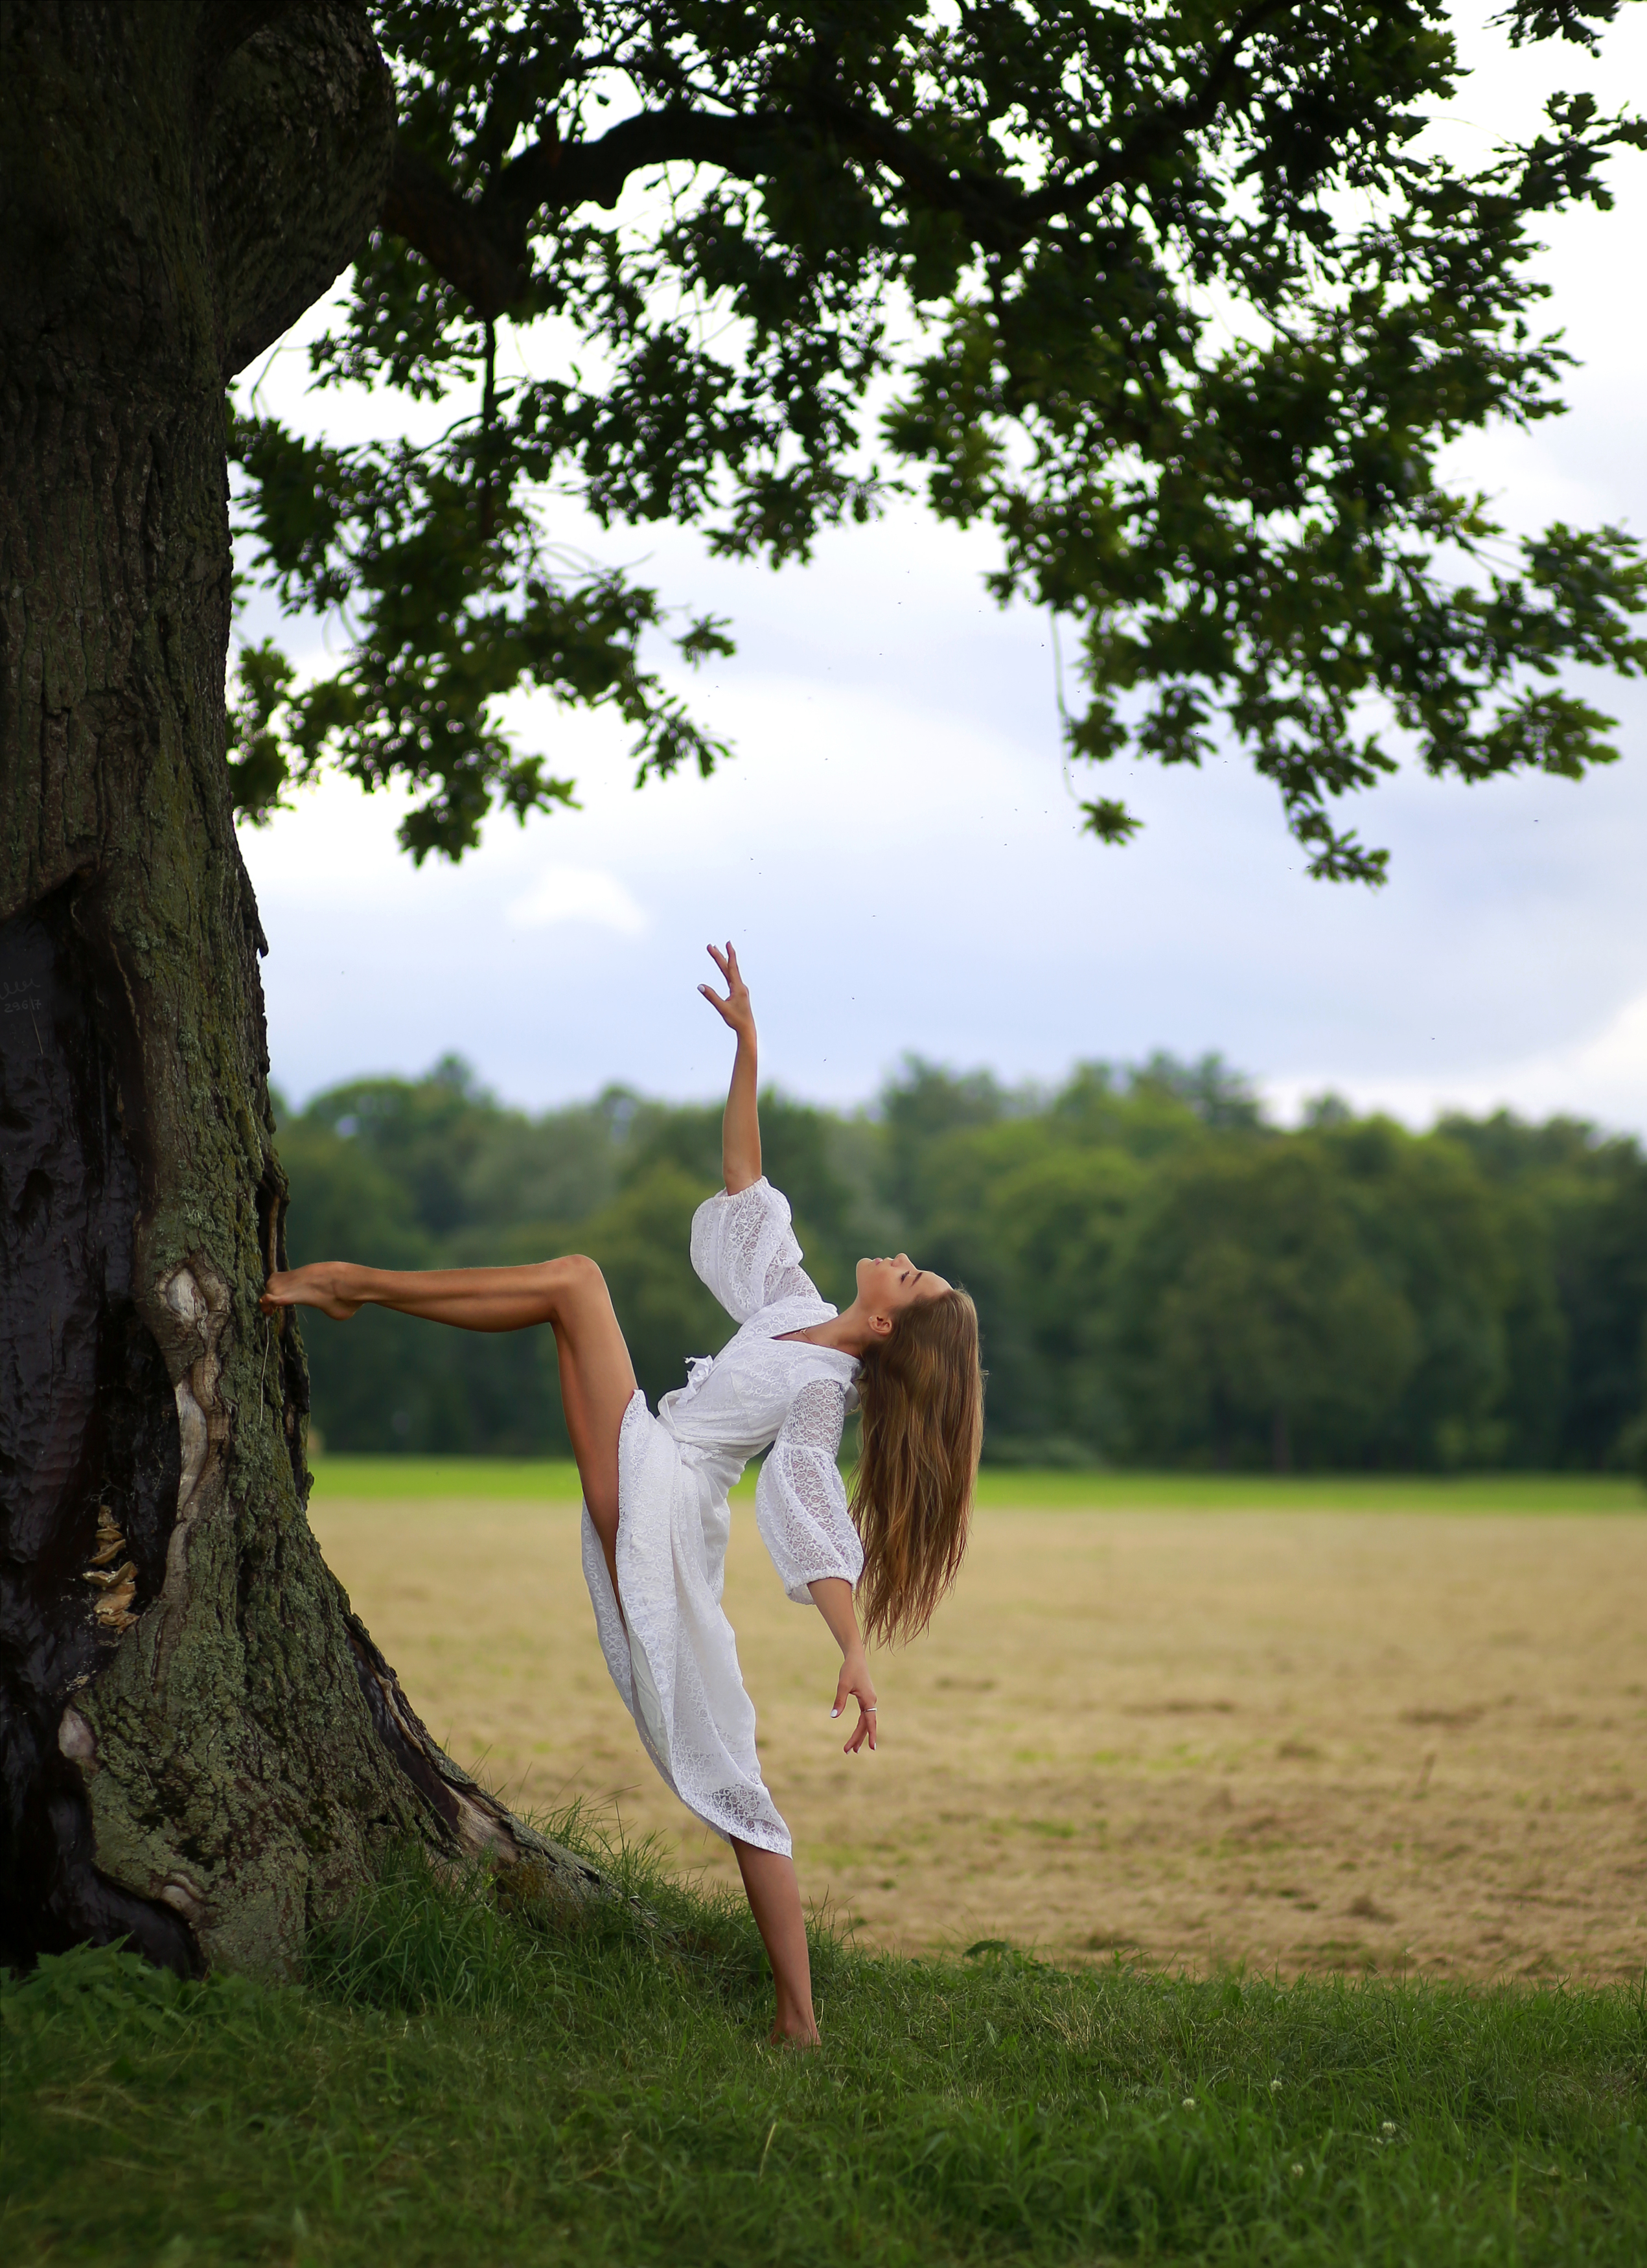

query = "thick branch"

[
  {"left": 494, "top": 103, "right": 783, "bottom": 219},
  {"left": 205, "top": 3, "right": 395, "bottom": 375},
  {"left": 384, "top": 3, "right": 1301, "bottom": 321},
  {"left": 384, "top": 107, "right": 786, "bottom": 320},
  {"left": 195, "top": 0, "right": 328, "bottom": 91},
  {"left": 382, "top": 144, "right": 536, "bottom": 319}
]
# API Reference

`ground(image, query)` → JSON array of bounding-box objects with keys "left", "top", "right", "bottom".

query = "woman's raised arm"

[{"left": 699, "top": 941, "right": 761, "bottom": 1194}]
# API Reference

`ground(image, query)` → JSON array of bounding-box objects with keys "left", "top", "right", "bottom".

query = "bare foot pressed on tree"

[{"left": 260, "top": 1265, "right": 362, "bottom": 1321}]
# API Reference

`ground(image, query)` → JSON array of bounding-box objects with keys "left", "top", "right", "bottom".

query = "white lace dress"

[{"left": 579, "top": 1177, "right": 863, "bottom": 1855}]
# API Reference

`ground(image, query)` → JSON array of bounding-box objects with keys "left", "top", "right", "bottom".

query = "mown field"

[{"left": 308, "top": 1461, "right": 1647, "bottom": 1982}]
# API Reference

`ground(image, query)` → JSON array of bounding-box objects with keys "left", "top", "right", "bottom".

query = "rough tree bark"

[{"left": 0, "top": 2, "right": 597, "bottom": 1976}]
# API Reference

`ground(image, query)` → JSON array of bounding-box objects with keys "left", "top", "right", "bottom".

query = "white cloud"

[{"left": 507, "top": 865, "right": 651, "bottom": 936}]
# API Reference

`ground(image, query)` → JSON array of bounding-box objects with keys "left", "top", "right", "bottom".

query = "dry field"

[{"left": 310, "top": 1483, "right": 1647, "bottom": 1982}]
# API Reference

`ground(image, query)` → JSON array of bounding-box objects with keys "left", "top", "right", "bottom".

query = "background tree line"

[{"left": 278, "top": 1056, "right": 1647, "bottom": 1475}]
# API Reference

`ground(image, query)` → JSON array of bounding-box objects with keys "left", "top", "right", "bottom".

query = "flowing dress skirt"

[{"left": 580, "top": 1389, "right": 792, "bottom": 1853}]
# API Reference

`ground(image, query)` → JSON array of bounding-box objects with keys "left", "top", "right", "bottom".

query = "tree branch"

[
  {"left": 205, "top": 3, "right": 394, "bottom": 375},
  {"left": 384, "top": 107, "right": 787, "bottom": 320},
  {"left": 382, "top": 144, "right": 536, "bottom": 319},
  {"left": 382, "top": 0, "right": 1302, "bottom": 319},
  {"left": 195, "top": 0, "right": 349, "bottom": 104},
  {"left": 1019, "top": 0, "right": 1303, "bottom": 227},
  {"left": 494, "top": 102, "right": 784, "bottom": 218}
]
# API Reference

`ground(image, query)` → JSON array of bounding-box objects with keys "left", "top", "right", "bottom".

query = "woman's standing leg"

[{"left": 732, "top": 1841, "right": 818, "bottom": 2044}]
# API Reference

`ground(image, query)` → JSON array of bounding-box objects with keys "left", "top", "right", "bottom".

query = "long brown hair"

[{"left": 850, "top": 1286, "right": 983, "bottom": 1645}]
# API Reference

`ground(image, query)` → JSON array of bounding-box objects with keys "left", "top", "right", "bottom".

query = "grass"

[
  {"left": 308, "top": 1454, "right": 1646, "bottom": 1515},
  {"left": 310, "top": 1454, "right": 588, "bottom": 1499},
  {"left": 5, "top": 1826, "right": 1645, "bottom": 2266}
]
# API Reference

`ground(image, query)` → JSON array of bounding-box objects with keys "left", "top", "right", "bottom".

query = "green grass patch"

[
  {"left": 308, "top": 1454, "right": 1645, "bottom": 1516},
  {"left": 5, "top": 1829, "right": 1645, "bottom": 2266},
  {"left": 309, "top": 1454, "right": 588, "bottom": 1500}
]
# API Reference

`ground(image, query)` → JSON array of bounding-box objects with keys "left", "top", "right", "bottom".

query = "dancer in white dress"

[{"left": 263, "top": 945, "right": 984, "bottom": 2042}]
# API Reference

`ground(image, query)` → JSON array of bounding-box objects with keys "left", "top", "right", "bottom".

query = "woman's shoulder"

[
  {"left": 772, "top": 1356, "right": 856, "bottom": 1441},
  {"left": 690, "top": 1174, "right": 789, "bottom": 1252},
  {"left": 693, "top": 1173, "right": 787, "bottom": 1218},
  {"left": 774, "top": 1336, "right": 860, "bottom": 1415}
]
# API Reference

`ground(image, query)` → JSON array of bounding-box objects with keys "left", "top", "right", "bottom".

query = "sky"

[{"left": 240, "top": 6, "right": 1647, "bottom": 1135}]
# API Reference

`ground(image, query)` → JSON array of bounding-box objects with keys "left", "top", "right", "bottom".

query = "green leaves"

[
  {"left": 230, "top": 408, "right": 730, "bottom": 859},
  {"left": 227, "top": 640, "right": 298, "bottom": 825},
  {"left": 1079, "top": 798, "right": 1144, "bottom": 847},
  {"left": 229, "top": 1, "right": 1647, "bottom": 875}
]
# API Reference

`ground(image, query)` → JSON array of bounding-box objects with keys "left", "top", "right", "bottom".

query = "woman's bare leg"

[
  {"left": 264, "top": 1258, "right": 814, "bottom": 2031},
  {"left": 732, "top": 1840, "right": 818, "bottom": 2044},
  {"left": 262, "top": 1255, "right": 636, "bottom": 1589}
]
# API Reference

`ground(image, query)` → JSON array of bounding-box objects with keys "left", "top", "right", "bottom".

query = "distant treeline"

[{"left": 276, "top": 1054, "right": 1647, "bottom": 1474}]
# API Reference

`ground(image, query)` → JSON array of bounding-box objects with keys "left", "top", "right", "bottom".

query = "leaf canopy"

[{"left": 230, "top": 0, "right": 1647, "bottom": 878}]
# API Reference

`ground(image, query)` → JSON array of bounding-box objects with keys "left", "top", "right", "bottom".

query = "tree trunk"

[{"left": 0, "top": 2, "right": 597, "bottom": 1977}]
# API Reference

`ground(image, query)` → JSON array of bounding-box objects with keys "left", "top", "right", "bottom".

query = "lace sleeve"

[
  {"left": 755, "top": 1380, "right": 864, "bottom": 1605},
  {"left": 690, "top": 1177, "right": 818, "bottom": 1321}
]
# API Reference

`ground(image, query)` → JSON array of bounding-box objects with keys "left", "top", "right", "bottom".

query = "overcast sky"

[{"left": 240, "top": 6, "right": 1647, "bottom": 1135}]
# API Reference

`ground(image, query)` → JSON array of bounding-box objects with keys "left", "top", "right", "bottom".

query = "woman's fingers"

[
  {"left": 707, "top": 941, "right": 747, "bottom": 1000},
  {"left": 702, "top": 946, "right": 745, "bottom": 1017},
  {"left": 831, "top": 1660, "right": 878, "bottom": 1754}
]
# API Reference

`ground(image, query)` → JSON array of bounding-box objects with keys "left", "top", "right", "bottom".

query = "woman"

[{"left": 262, "top": 945, "right": 983, "bottom": 2042}]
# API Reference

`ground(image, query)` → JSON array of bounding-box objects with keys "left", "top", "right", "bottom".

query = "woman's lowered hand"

[
  {"left": 811, "top": 1579, "right": 877, "bottom": 1753},
  {"left": 831, "top": 1646, "right": 879, "bottom": 1755}
]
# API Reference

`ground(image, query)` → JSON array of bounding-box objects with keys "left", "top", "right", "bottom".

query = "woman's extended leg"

[
  {"left": 262, "top": 1256, "right": 636, "bottom": 1591},
  {"left": 732, "top": 1840, "right": 818, "bottom": 2045}
]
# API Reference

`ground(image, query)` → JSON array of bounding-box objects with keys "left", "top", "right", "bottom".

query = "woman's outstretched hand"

[
  {"left": 703, "top": 942, "right": 761, "bottom": 1192},
  {"left": 698, "top": 940, "right": 755, "bottom": 1041},
  {"left": 831, "top": 1647, "right": 879, "bottom": 1755}
]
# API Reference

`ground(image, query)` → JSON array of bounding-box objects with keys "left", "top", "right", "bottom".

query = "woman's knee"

[{"left": 537, "top": 1252, "right": 606, "bottom": 1318}]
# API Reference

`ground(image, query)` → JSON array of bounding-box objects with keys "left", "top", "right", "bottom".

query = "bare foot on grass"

[{"left": 260, "top": 1264, "right": 362, "bottom": 1321}]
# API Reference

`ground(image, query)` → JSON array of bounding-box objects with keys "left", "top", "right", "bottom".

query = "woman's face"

[{"left": 855, "top": 1253, "right": 951, "bottom": 1324}]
